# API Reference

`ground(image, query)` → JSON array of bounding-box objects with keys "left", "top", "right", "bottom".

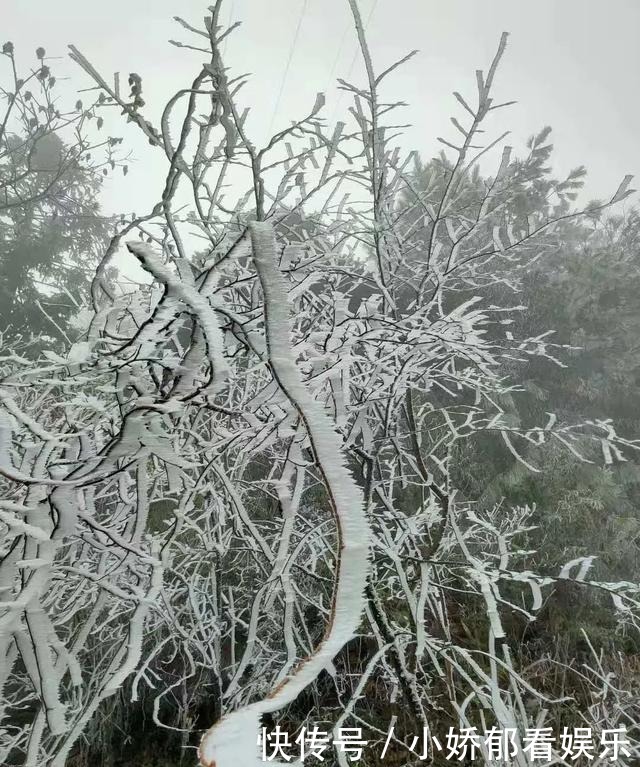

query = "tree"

[
  {"left": 0, "top": 42, "right": 121, "bottom": 346},
  {"left": 1, "top": 4, "right": 639, "bottom": 767}
]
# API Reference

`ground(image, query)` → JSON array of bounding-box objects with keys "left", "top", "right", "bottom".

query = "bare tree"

[{"left": 1, "top": 3, "right": 638, "bottom": 766}]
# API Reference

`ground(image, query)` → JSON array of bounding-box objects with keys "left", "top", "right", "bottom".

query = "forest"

[{"left": 0, "top": 2, "right": 638, "bottom": 766}]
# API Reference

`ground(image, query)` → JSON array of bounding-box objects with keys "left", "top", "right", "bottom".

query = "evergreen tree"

[{"left": 1, "top": 41, "right": 120, "bottom": 346}]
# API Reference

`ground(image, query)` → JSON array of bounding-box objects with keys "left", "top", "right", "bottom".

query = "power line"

[
  {"left": 267, "top": 0, "right": 309, "bottom": 137},
  {"left": 324, "top": 20, "right": 351, "bottom": 96},
  {"left": 329, "top": 0, "right": 379, "bottom": 125},
  {"left": 223, "top": 1, "right": 235, "bottom": 57}
]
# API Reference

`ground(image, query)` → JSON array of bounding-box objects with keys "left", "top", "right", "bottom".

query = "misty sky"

[{"left": 4, "top": 0, "right": 640, "bottom": 227}]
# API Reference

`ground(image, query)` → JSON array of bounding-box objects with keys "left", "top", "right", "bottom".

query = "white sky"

[{"left": 4, "top": 0, "right": 640, "bottom": 234}]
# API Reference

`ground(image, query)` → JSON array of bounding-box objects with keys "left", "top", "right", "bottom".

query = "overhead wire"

[
  {"left": 264, "top": 0, "right": 379, "bottom": 141},
  {"left": 223, "top": 0, "right": 235, "bottom": 57},
  {"left": 267, "top": 0, "right": 309, "bottom": 137},
  {"left": 329, "top": 0, "right": 379, "bottom": 125}
]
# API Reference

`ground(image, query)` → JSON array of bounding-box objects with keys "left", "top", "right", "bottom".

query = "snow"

[{"left": 199, "top": 220, "right": 370, "bottom": 766}]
